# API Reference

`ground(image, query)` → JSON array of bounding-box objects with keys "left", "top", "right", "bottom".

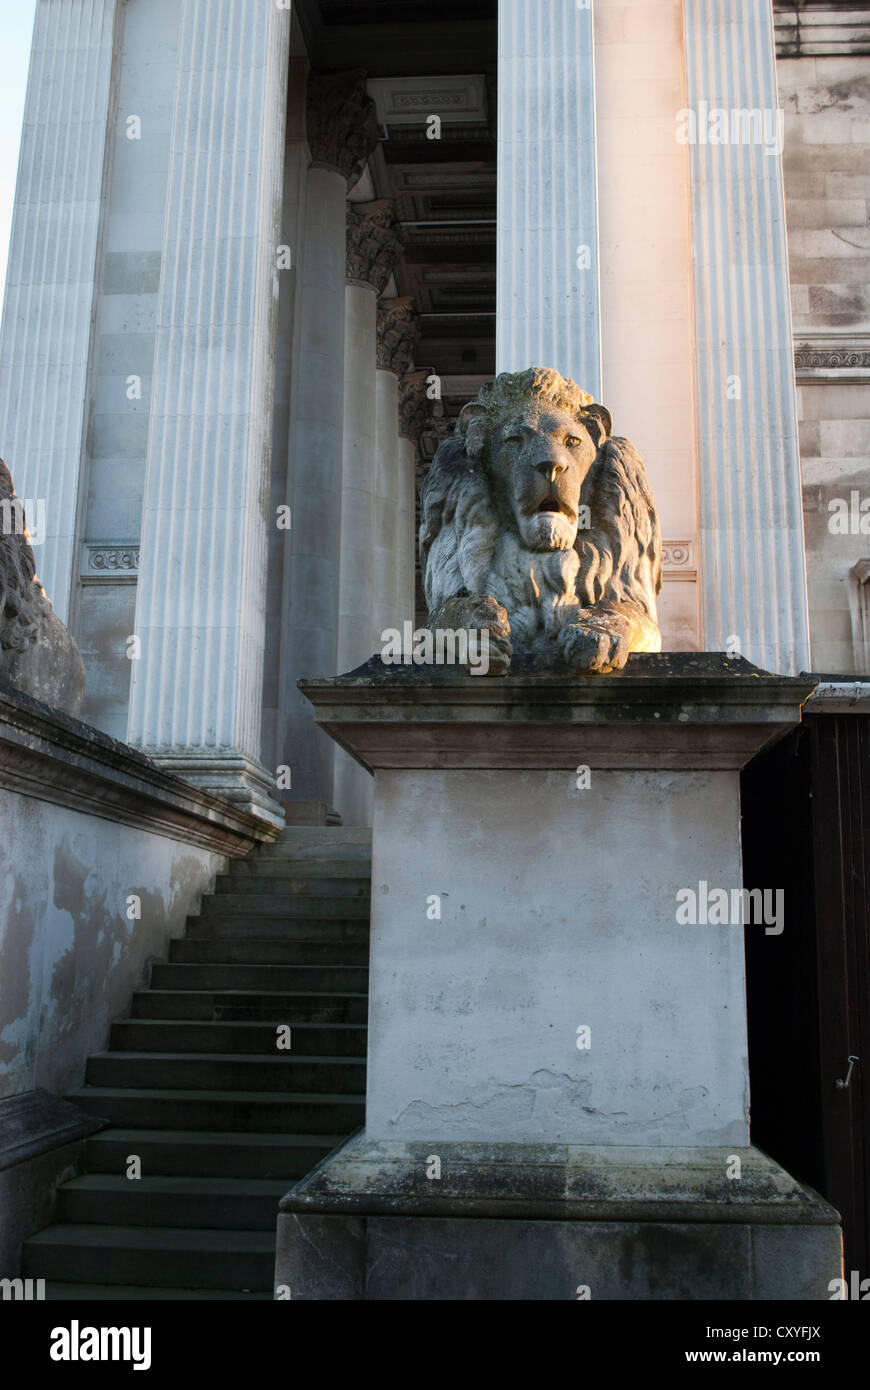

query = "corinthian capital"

[
  {"left": 307, "top": 69, "right": 380, "bottom": 190},
  {"left": 399, "top": 370, "right": 433, "bottom": 442},
  {"left": 377, "top": 298, "right": 420, "bottom": 377},
  {"left": 346, "top": 200, "right": 404, "bottom": 294}
]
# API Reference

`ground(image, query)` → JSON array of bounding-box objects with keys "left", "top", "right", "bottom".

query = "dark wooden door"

[{"left": 742, "top": 711, "right": 869, "bottom": 1283}]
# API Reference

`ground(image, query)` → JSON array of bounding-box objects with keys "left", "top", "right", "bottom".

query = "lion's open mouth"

[{"left": 538, "top": 499, "right": 563, "bottom": 514}]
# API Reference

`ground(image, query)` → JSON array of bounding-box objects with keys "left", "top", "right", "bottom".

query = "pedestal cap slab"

[{"left": 300, "top": 653, "right": 817, "bottom": 773}]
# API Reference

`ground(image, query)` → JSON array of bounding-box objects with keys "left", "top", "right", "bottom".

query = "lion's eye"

[{"left": 565, "top": 436, "right": 583, "bottom": 449}]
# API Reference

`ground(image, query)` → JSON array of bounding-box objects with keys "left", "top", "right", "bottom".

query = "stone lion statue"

[
  {"left": 419, "top": 368, "right": 663, "bottom": 674},
  {"left": 0, "top": 458, "right": 85, "bottom": 715}
]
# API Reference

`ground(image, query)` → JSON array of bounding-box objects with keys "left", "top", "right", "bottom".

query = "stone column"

[
  {"left": 263, "top": 58, "right": 310, "bottom": 776},
  {"left": 375, "top": 299, "right": 420, "bottom": 638},
  {"left": 339, "top": 202, "right": 404, "bottom": 672},
  {"left": 496, "top": 0, "right": 601, "bottom": 396},
  {"left": 398, "top": 371, "right": 431, "bottom": 626},
  {"left": 126, "top": 0, "right": 291, "bottom": 822},
  {"left": 333, "top": 201, "right": 404, "bottom": 827},
  {"left": 279, "top": 72, "right": 380, "bottom": 813},
  {"left": 683, "top": 0, "right": 811, "bottom": 674},
  {"left": 0, "top": 0, "right": 120, "bottom": 623}
]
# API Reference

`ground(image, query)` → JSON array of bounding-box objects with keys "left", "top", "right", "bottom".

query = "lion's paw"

[
  {"left": 559, "top": 615, "right": 631, "bottom": 674},
  {"left": 468, "top": 595, "right": 512, "bottom": 676}
]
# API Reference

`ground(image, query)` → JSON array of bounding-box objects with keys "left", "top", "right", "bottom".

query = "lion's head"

[
  {"left": 456, "top": 369, "right": 610, "bottom": 554},
  {"left": 419, "top": 368, "right": 663, "bottom": 665}
]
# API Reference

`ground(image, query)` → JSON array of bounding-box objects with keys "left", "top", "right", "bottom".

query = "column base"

[
  {"left": 148, "top": 752, "right": 284, "bottom": 828},
  {"left": 276, "top": 1136, "right": 842, "bottom": 1300}
]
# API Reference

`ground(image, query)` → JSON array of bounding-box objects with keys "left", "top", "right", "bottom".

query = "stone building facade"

[
  {"left": 775, "top": 3, "right": 870, "bottom": 673},
  {"left": 0, "top": 0, "right": 866, "bottom": 829}
]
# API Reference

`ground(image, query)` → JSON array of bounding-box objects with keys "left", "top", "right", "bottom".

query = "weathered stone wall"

[
  {"left": 0, "top": 787, "right": 223, "bottom": 1099},
  {"left": 778, "top": 48, "right": 870, "bottom": 673},
  {"left": 0, "top": 683, "right": 273, "bottom": 1101}
]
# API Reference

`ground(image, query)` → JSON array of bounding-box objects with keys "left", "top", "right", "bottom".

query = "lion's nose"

[{"left": 535, "top": 454, "right": 568, "bottom": 482}]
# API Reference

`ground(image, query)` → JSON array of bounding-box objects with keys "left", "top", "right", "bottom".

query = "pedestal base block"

[{"left": 276, "top": 1137, "right": 842, "bottom": 1300}]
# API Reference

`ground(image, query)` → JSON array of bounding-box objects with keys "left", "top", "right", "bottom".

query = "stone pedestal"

[{"left": 277, "top": 655, "right": 842, "bottom": 1299}]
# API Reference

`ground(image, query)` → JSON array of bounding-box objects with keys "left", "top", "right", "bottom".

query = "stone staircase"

[{"left": 23, "top": 827, "right": 371, "bottom": 1300}]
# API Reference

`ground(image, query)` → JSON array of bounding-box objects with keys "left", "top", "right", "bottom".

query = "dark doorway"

[{"left": 742, "top": 709, "right": 870, "bottom": 1283}]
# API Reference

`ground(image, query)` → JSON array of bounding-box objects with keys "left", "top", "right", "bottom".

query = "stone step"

[
  {"left": 214, "top": 874, "right": 371, "bottom": 898},
  {"left": 23, "top": 1225, "right": 276, "bottom": 1292},
  {"left": 45, "top": 1284, "right": 273, "bottom": 1300},
  {"left": 111, "top": 1019, "right": 367, "bottom": 1057},
  {"left": 255, "top": 849, "right": 371, "bottom": 868},
  {"left": 24, "top": 819, "right": 373, "bottom": 1304},
  {"left": 183, "top": 915, "right": 371, "bottom": 940},
  {"left": 169, "top": 937, "right": 369, "bottom": 966},
  {"left": 229, "top": 857, "right": 372, "bottom": 879},
  {"left": 198, "top": 894, "right": 370, "bottom": 918},
  {"left": 56, "top": 1175, "right": 289, "bottom": 1231},
  {"left": 85, "top": 1052, "right": 367, "bottom": 1095},
  {"left": 131, "top": 988, "right": 368, "bottom": 1024},
  {"left": 85, "top": 1128, "right": 342, "bottom": 1180},
  {"left": 67, "top": 1087, "right": 365, "bottom": 1134},
  {"left": 262, "top": 827, "right": 372, "bottom": 850},
  {"left": 150, "top": 962, "right": 368, "bottom": 992}
]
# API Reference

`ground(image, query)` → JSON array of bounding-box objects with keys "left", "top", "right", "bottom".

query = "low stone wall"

[
  {"left": 0, "top": 682, "right": 276, "bottom": 1099},
  {"left": 1, "top": 787, "right": 222, "bottom": 1098},
  {"left": 0, "top": 682, "right": 278, "bottom": 1272}
]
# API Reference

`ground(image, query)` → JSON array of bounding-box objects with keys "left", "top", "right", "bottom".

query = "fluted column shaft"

[
  {"left": 333, "top": 202, "right": 403, "bottom": 827},
  {"left": 374, "top": 299, "right": 419, "bottom": 639},
  {"left": 280, "top": 73, "right": 380, "bottom": 811},
  {"left": 338, "top": 202, "right": 403, "bottom": 674},
  {"left": 684, "top": 0, "right": 810, "bottom": 674},
  {"left": 397, "top": 370, "right": 430, "bottom": 627},
  {"left": 0, "top": 0, "right": 119, "bottom": 623},
  {"left": 496, "top": 0, "right": 601, "bottom": 396},
  {"left": 126, "top": 0, "right": 290, "bottom": 820}
]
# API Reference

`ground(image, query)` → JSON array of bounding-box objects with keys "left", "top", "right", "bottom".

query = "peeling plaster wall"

[{"left": 0, "top": 791, "right": 223, "bottom": 1098}]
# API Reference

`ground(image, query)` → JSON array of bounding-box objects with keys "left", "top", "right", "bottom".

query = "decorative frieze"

[
  {"left": 307, "top": 69, "right": 381, "bottom": 190},
  {"left": 367, "top": 74, "right": 488, "bottom": 127},
  {"left": 346, "top": 200, "right": 404, "bottom": 294},
  {"left": 795, "top": 341, "right": 870, "bottom": 384},
  {"left": 661, "top": 541, "right": 697, "bottom": 583},
  {"left": 795, "top": 347, "right": 870, "bottom": 370},
  {"left": 377, "top": 298, "right": 420, "bottom": 377},
  {"left": 83, "top": 545, "right": 140, "bottom": 580}
]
